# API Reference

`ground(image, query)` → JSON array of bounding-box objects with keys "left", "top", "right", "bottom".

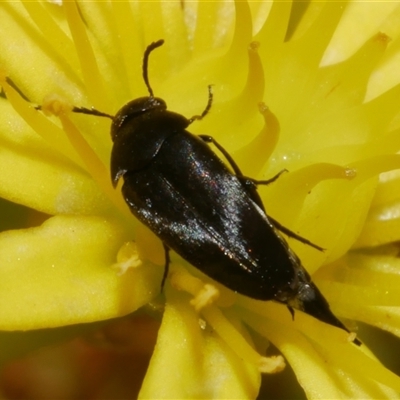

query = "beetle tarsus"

[
  {"left": 251, "top": 169, "right": 288, "bottom": 185},
  {"left": 269, "top": 217, "right": 325, "bottom": 252}
]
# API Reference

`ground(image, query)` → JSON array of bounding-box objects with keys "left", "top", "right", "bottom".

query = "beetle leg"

[
  {"left": 244, "top": 169, "right": 288, "bottom": 186},
  {"left": 199, "top": 134, "right": 288, "bottom": 183},
  {"left": 199, "top": 135, "right": 324, "bottom": 251},
  {"left": 199, "top": 134, "right": 245, "bottom": 177},
  {"left": 239, "top": 174, "right": 324, "bottom": 251},
  {"left": 236, "top": 171, "right": 288, "bottom": 206},
  {"left": 161, "top": 243, "right": 171, "bottom": 290},
  {"left": 268, "top": 217, "right": 325, "bottom": 251},
  {"left": 287, "top": 305, "right": 295, "bottom": 320},
  {"left": 237, "top": 175, "right": 324, "bottom": 251}
]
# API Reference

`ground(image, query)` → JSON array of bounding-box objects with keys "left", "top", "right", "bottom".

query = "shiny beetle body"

[{"left": 72, "top": 40, "right": 360, "bottom": 345}]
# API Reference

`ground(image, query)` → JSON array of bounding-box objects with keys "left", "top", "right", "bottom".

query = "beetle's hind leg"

[
  {"left": 268, "top": 217, "right": 324, "bottom": 251},
  {"left": 161, "top": 243, "right": 171, "bottom": 290},
  {"left": 199, "top": 135, "right": 244, "bottom": 176},
  {"left": 244, "top": 169, "right": 288, "bottom": 186},
  {"left": 199, "top": 135, "right": 288, "bottom": 183},
  {"left": 200, "top": 134, "right": 324, "bottom": 252},
  {"left": 237, "top": 175, "right": 324, "bottom": 251}
]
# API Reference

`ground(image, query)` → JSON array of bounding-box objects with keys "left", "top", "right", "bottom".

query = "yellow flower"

[{"left": 1, "top": 0, "right": 400, "bottom": 398}]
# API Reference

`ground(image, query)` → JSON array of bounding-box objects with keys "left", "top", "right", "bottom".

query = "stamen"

[
  {"left": 169, "top": 266, "right": 284, "bottom": 373},
  {"left": 349, "top": 154, "right": 400, "bottom": 184},
  {"left": 41, "top": 93, "right": 75, "bottom": 116},
  {"left": 169, "top": 267, "right": 210, "bottom": 296},
  {"left": 235, "top": 42, "right": 265, "bottom": 117},
  {"left": 190, "top": 284, "right": 219, "bottom": 312},
  {"left": 202, "top": 306, "right": 285, "bottom": 373},
  {"left": 112, "top": 242, "right": 142, "bottom": 276}
]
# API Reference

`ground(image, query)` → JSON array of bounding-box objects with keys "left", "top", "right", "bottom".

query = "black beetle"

[{"left": 72, "top": 39, "right": 360, "bottom": 345}]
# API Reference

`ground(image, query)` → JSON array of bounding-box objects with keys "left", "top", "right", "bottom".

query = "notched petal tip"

[
  {"left": 259, "top": 355, "right": 286, "bottom": 374},
  {"left": 112, "top": 241, "right": 143, "bottom": 276},
  {"left": 258, "top": 101, "right": 280, "bottom": 136},
  {"left": 249, "top": 40, "right": 260, "bottom": 51},
  {"left": 169, "top": 267, "right": 222, "bottom": 310},
  {"left": 40, "top": 93, "right": 74, "bottom": 116},
  {"left": 344, "top": 167, "right": 357, "bottom": 179},
  {"left": 190, "top": 283, "right": 220, "bottom": 311},
  {"left": 347, "top": 331, "right": 358, "bottom": 344},
  {"left": 374, "top": 31, "right": 392, "bottom": 46}
]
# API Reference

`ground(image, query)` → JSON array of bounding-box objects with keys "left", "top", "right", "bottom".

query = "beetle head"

[
  {"left": 110, "top": 39, "right": 168, "bottom": 142},
  {"left": 111, "top": 96, "right": 167, "bottom": 141}
]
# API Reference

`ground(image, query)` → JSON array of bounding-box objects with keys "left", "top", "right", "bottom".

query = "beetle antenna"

[
  {"left": 143, "top": 39, "right": 164, "bottom": 98},
  {"left": 188, "top": 85, "right": 213, "bottom": 124},
  {"left": 72, "top": 106, "right": 114, "bottom": 119},
  {"left": 34, "top": 104, "right": 114, "bottom": 120}
]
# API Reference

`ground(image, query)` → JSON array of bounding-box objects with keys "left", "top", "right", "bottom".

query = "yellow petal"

[
  {"left": 315, "top": 251, "right": 400, "bottom": 336},
  {"left": 321, "top": 2, "right": 399, "bottom": 66},
  {"left": 356, "top": 171, "right": 400, "bottom": 247},
  {"left": 240, "top": 300, "right": 400, "bottom": 398},
  {"left": 0, "top": 99, "right": 110, "bottom": 215},
  {"left": 140, "top": 287, "right": 260, "bottom": 399},
  {"left": 0, "top": 1, "right": 85, "bottom": 105},
  {"left": 0, "top": 215, "right": 161, "bottom": 329}
]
